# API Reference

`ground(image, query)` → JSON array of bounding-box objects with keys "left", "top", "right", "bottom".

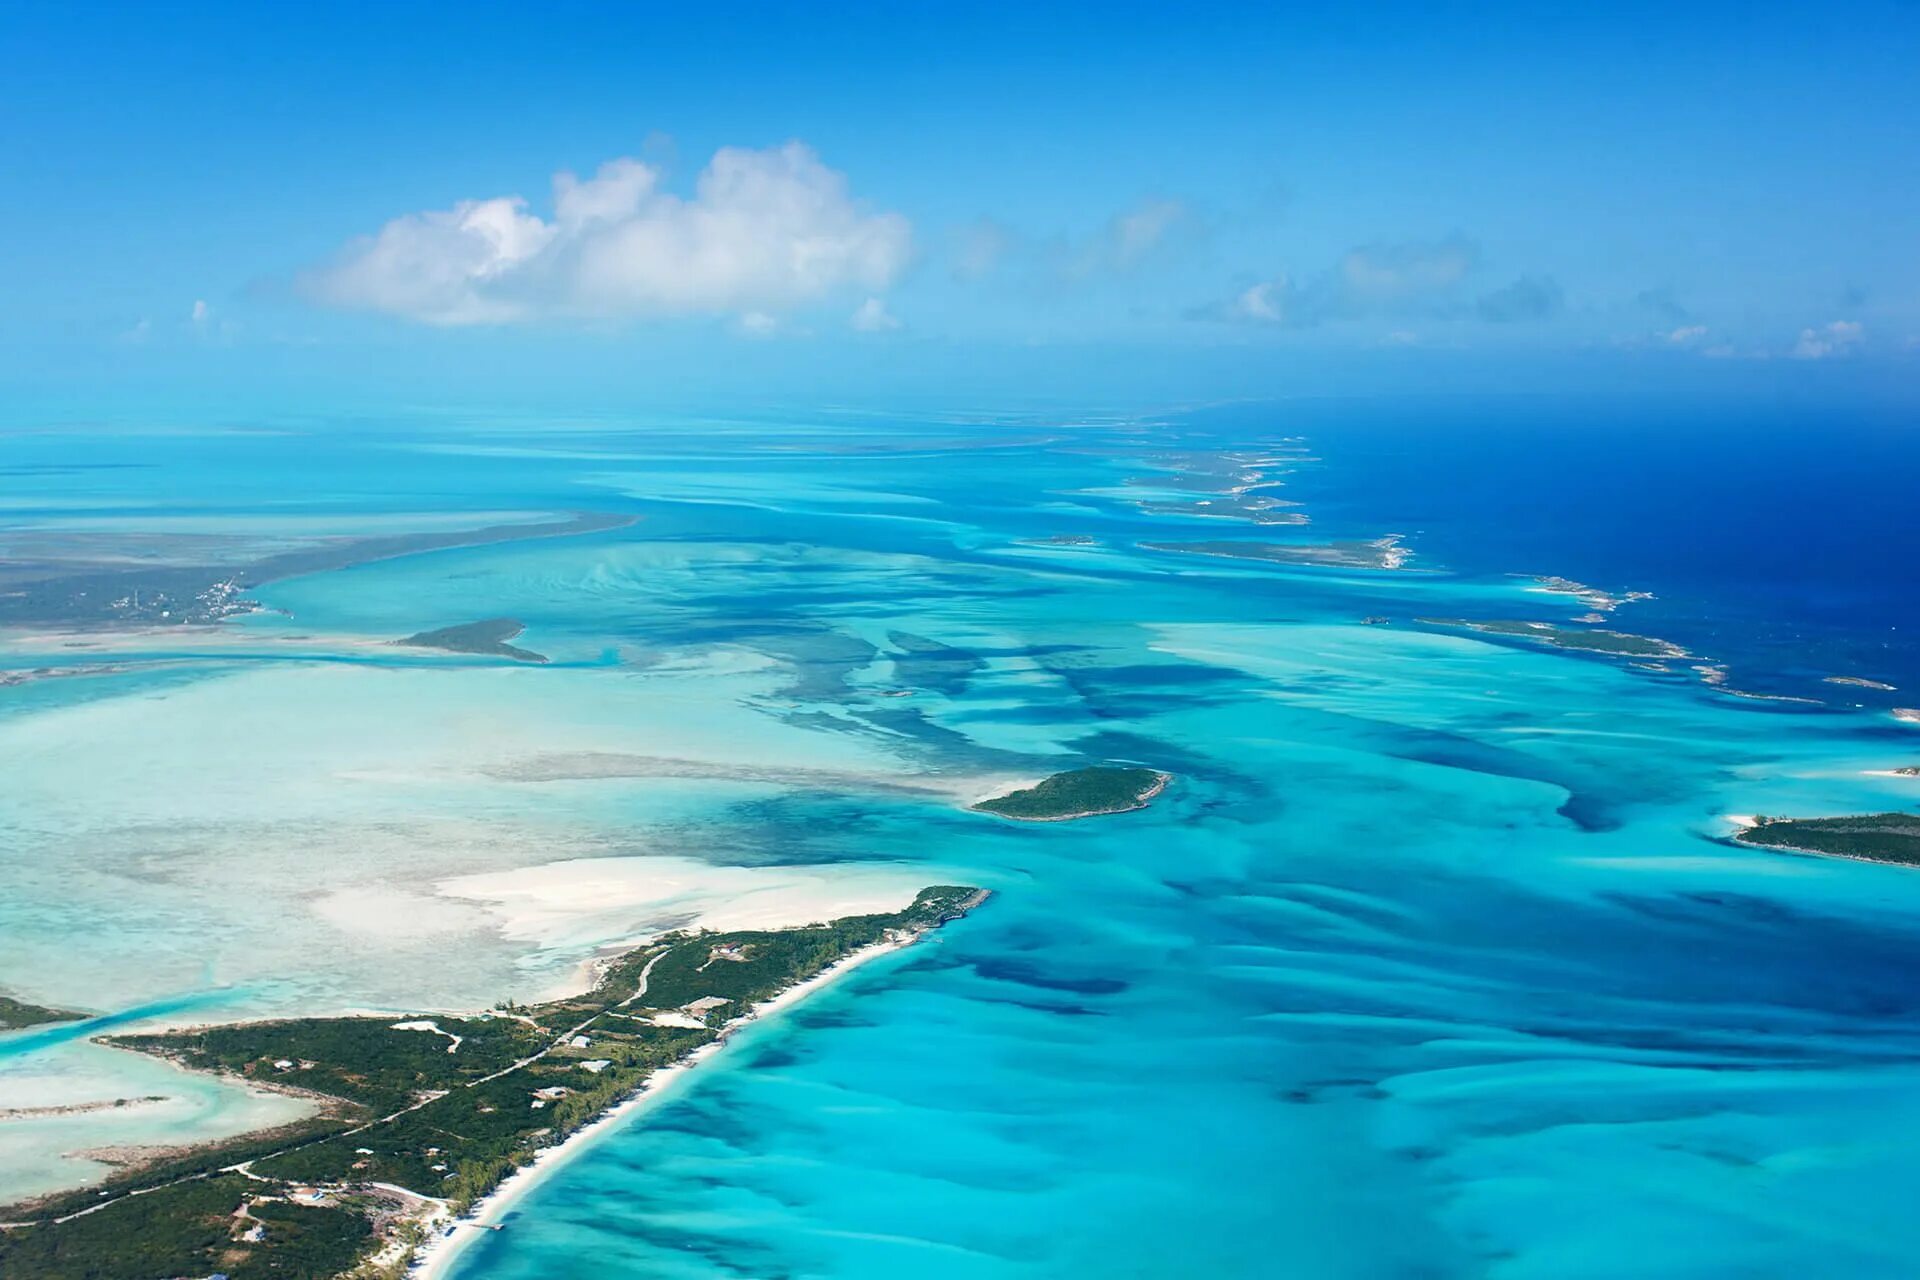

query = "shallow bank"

[
  {"left": 0, "top": 889, "right": 986, "bottom": 1280},
  {"left": 409, "top": 914, "right": 975, "bottom": 1280}
]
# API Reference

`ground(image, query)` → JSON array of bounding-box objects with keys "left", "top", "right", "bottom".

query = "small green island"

[
  {"left": 0, "top": 887, "right": 985, "bottom": 1280},
  {"left": 973, "top": 766, "right": 1170, "bottom": 821},
  {"left": 0, "top": 994, "right": 85, "bottom": 1032},
  {"left": 1734, "top": 813, "right": 1920, "bottom": 866},
  {"left": 397, "top": 618, "right": 547, "bottom": 663}
]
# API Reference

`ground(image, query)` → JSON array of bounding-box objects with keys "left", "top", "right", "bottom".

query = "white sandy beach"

[
  {"left": 437, "top": 856, "right": 937, "bottom": 996},
  {"left": 408, "top": 928, "right": 927, "bottom": 1280}
]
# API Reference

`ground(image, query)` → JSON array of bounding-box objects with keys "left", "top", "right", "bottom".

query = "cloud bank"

[
  {"left": 849, "top": 297, "right": 903, "bottom": 332},
  {"left": 1191, "top": 236, "right": 1483, "bottom": 328},
  {"left": 304, "top": 143, "right": 912, "bottom": 326},
  {"left": 1791, "top": 320, "right": 1864, "bottom": 360},
  {"left": 1476, "top": 274, "right": 1564, "bottom": 323},
  {"left": 947, "top": 199, "right": 1193, "bottom": 286}
]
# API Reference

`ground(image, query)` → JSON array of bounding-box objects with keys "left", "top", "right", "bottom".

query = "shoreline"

[
  {"left": 1728, "top": 831, "right": 1916, "bottom": 869},
  {"left": 984, "top": 771, "right": 1172, "bottom": 823},
  {"left": 1722, "top": 813, "right": 1918, "bottom": 870},
  {"left": 0, "top": 880, "right": 957, "bottom": 1214},
  {"left": 408, "top": 921, "right": 951, "bottom": 1280}
]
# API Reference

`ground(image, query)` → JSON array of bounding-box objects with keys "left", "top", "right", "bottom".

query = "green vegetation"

[
  {"left": 1417, "top": 617, "right": 1686, "bottom": 659},
  {"left": 973, "top": 767, "right": 1168, "bottom": 821},
  {"left": 0, "top": 1174, "right": 370, "bottom": 1280},
  {"left": 397, "top": 618, "right": 546, "bottom": 663},
  {"left": 0, "top": 886, "right": 984, "bottom": 1280},
  {"left": 0, "top": 995, "right": 84, "bottom": 1031},
  {"left": 116, "top": 1014, "right": 544, "bottom": 1112},
  {"left": 1736, "top": 813, "right": 1920, "bottom": 866}
]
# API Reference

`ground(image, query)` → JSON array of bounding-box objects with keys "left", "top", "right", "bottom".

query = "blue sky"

[{"left": 4, "top": 2, "right": 1916, "bottom": 408}]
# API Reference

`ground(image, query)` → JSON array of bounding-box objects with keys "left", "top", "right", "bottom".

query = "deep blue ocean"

[{"left": 1255, "top": 398, "right": 1920, "bottom": 699}]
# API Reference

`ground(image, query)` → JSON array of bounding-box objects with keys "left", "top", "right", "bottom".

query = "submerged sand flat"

[
  {"left": 0, "top": 628, "right": 961, "bottom": 1204},
  {"left": 0, "top": 656, "right": 936, "bottom": 1012},
  {"left": 0, "top": 1037, "right": 315, "bottom": 1208},
  {"left": 439, "top": 856, "right": 939, "bottom": 973}
]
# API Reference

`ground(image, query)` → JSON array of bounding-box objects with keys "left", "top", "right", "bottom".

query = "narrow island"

[
  {"left": 0, "top": 994, "right": 85, "bottom": 1032},
  {"left": 1134, "top": 498, "right": 1309, "bottom": 526},
  {"left": 1521, "top": 575, "right": 1653, "bottom": 614},
  {"left": 1824, "top": 676, "right": 1897, "bottom": 691},
  {"left": 1733, "top": 813, "right": 1920, "bottom": 866},
  {"left": 1141, "top": 536, "right": 1408, "bottom": 570},
  {"left": 973, "top": 766, "right": 1170, "bottom": 821},
  {"left": 397, "top": 618, "right": 547, "bottom": 663},
  {"left": 1417, "top": 617, "right": 1687, "bottom": 660},
  {"left": 1120, "top": 446, "right": 1314, "bottom": 527},
  {"left": 0, "top": 886, "right": 985, "bottom": 1280},
  {"left": 0, "top": 511, "right": 634, "bottom": 631}
]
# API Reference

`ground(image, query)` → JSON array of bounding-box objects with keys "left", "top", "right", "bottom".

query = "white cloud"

[
  {"left": 1790, "top": 319, "right": 1863, "bottom": 360},
  {"left": 1192, "top": 236, "right": 1485, "bottom": 328},
  {"left": 1475, "top": 274, "right": 1563, "bottom": 323},
  {"left": 946, "top": 199, "right": 1193, "bottom": 288},
  {"left": 304, "top": 142, "right": 912, "bottom": 327},
  {"left": 1664, "top": 324, "right": 1708, "bottom": 345},
  {"left": 850, "top": 297, "right": 902, "bottom": 332},
  {"left": 1111, "top": 198, "right": 1186, "bottom": 267},
  {"left": 184, "top": 298, "right": 236, "bottom": 343},
  {"left": 1339, "top": 237, "right": 1477, "bottom": 302},
  {"left": 1061, "top": 198, "right": 1191, "bottom": 280},
  {"left": 1222, "top": 279, "right": 1286, "bottom": 323},
  {"left": 735, "top": 311, "right": 780, "bottom": 337}
]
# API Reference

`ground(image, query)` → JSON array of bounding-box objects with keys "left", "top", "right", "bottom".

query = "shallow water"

[{"left": 2, "top": 404, "right": 1917, "bottom": 1274}]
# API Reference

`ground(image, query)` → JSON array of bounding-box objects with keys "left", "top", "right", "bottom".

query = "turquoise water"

[{"left": 3, "top": 406, "right": 1918, "bottom": 1273}]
